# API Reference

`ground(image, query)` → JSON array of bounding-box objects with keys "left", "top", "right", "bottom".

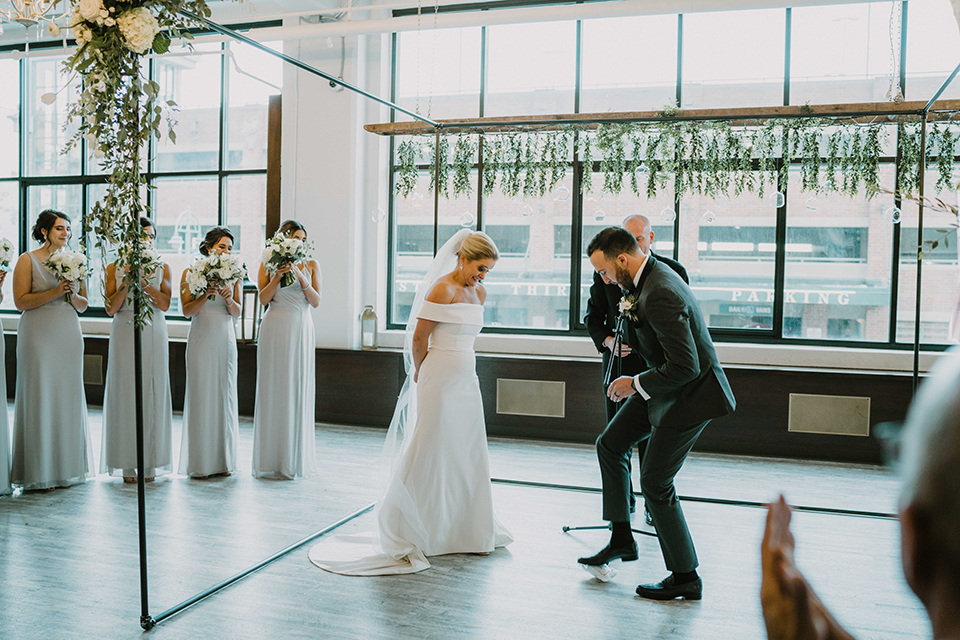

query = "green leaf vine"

[
  {"left": 63, "top": 0, "right": 222, "bottom": 328},
  {"left": 394, "top": 116, "right": 959, "bottom": 204}
]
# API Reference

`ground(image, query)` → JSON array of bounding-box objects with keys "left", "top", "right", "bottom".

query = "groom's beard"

[{"left": 614, "top": 264, "right": 633, "bottom": 291}]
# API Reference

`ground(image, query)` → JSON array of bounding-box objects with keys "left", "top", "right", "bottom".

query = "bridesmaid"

[
  {"left": 11, "top": 210, "right": 93, "bottom": 491},
  {"left": 100, "top": 217, "right": 174, "bottom": 483},
  {"left": 0, "top": 268, "right": 10, "bottom": 497},
  {"left": 178, "top": 227, "right": 241, "bottom": 479},
  {"left": 252, "top": 220, "right": 321, "bottom": 480}
]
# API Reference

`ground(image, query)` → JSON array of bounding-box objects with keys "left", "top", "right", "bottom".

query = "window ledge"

[{"left": 377, "top": 329, "right": 944, "bottom": 373}]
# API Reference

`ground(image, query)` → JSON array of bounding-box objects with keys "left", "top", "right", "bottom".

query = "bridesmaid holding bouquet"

[
  {"left": 252, "top": 220, "right": 321, "bottom": 480},
  {"left": 11, "top": 210, "right": 93, "bottom": 491},
  {"left": 178, "top": 227, "right": 242, "bottom": 479},
  {"left": 100, "top": 217, "right": 174, "bottom": 482}
]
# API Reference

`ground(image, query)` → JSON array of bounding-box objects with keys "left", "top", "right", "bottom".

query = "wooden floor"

[{"left": 0, "top": 410, "right": 928, "bottom": 640}]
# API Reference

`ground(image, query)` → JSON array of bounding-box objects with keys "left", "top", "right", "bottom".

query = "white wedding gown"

[{"left": 309, "top": 301, "right": 513, "bottom": 575}]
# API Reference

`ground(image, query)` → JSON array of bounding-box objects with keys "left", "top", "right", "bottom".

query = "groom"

[{"left": 579, "top": 227, "right": 736, "bottom": 600}]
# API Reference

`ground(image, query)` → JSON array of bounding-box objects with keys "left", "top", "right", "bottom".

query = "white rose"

[
  {"left": 73, "top": 24, "right": 93, "bottom": 46},
  {"left": 104, "top": 17, "right": 115, "bottom": 27},
  {"left": 48, "top": 22, "right": 61, "bottom": 38},
  {"left": 116, "top": 7, "right": 160, "bottom": 55},
  {"left": 78, "top": 0, "right": 102, "bottom": 22}
]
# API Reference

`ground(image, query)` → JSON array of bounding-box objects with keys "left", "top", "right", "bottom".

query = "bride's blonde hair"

[{"left": 457, "top": 231, "right": 499, "bottom": 262}]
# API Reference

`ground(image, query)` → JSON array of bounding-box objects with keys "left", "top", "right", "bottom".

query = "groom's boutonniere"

[{"left": 618, "top": 291, "right": 640, "bottom": 322}]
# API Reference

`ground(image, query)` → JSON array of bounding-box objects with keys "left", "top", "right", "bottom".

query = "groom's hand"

[{"left": 607, "top": 376, "right": 637, "bottom": 402}]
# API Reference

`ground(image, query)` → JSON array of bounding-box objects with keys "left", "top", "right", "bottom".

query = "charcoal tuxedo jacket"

[
  {"left": 584, "top": 252, "right": 689, "bottom": 356},
  {"left": 627, "top": 255, "right": 736, "bottom": 428}
]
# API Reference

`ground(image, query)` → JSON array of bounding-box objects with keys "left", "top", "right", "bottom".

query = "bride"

[{"left": 309, "top": 229, "right": 513, "bottom": 575}]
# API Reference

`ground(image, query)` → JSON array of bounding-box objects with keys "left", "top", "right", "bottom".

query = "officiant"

[
  {"left": 583, "top": 215, "right": 687, "bottom": 524},
  {"left": 579, "top": 226, "right": 735, "bottom": 601}
]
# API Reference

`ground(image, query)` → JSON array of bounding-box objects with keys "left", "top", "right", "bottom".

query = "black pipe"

[
  {"left": 148, "top": 502, "right": 375, "bottom": 628},
  {"left": 913, "top": 112, "right": 928, "bottom": 393},
  {"left": 433, "top": 129, "right": 441, "bottom": 254},
  {"left": 491, "top": 478, "right": 898, "bottom": 521},
  {"left": 924, "top": 60, "right": 960, "bottom": 113},
  {"left": 133, "top": 285, "right": 151, "bottom": 630},
  {"left": 178, "top": 10, "right": 441, "bottom": 129}
]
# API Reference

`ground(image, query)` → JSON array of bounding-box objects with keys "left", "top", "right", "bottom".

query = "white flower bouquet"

[
  {"left": 45, "top": 250, "right": 89, "bottom": 303},
  {"left": 116, "top": 239, "right": 162, "bottom": 277},
  {"left": 261, "top": 234, "right": 313, "bottom": 287},
  {"left": 184, "top": 253, "right": 246, "bottom": 301},
  {"left": 0, "top": 238, "right": 15, "bottom": 271}
]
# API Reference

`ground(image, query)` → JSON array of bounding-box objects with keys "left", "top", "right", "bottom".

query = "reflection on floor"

[{"left": 0, "top": 409, "right": 926, "bottom": 640}]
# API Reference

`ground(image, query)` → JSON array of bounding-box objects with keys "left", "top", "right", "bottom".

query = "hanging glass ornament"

[
  {"left": 553, "top": 185, "right": 570, "bottom": 202},
  {"left": 520, "top": 204, "right": 534, "bottom": 218},
  {"left": 702, "top": 210, "right": 716, "bottom": 224},
  {"left": 660, "top": 207, "right": 677, "bottom": 223},
  {"left": 371, "top": 208, "right": 386, "bottom": 223},
  {"left": 459, "top": 212, "right": 475, "bottom": 227},
  {"left": 775, "top": 192, "right": 785, "bottom": 208},
  {"left": 805, "top": 197, "right": 819, "bottom": 211},
  {"left": 885, "top": 206, "right": 902, "bottom": 224},
  {"left": 637, "top": 162, "right": 648, "bottom": 174},
  {"left": 594, "top": 210, "right": 606, "bottom": 223},
  {"left": 714, "top": 194, "right": 728, "bottom": 210}
]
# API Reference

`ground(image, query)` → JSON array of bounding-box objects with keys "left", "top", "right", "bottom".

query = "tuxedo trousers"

[
  {"left": 601, "top": 350, "right": 646, "bottom": 509},
  {"left": 596, "top": 395, "right": 708, "bottom": 573}
]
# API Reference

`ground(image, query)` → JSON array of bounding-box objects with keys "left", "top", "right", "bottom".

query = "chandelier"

[{"left": 0, "top": 0, "right": 62, "bottom": 29}]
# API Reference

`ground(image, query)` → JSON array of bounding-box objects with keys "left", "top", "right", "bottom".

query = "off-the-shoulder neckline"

[{"left": 422, "top": 301, "right": 483, "bottom": 308}]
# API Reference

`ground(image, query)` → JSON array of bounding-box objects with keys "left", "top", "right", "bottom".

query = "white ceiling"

[{"left": 0, "top": 0, "right": 902, "bottom": 47}]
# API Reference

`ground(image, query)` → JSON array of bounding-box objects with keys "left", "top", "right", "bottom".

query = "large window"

[
  {"left": 382, "top": 3, "right": 958, "bottom": 348},
  {"left": 0, "top": 35, "right": 280, "bottom": 319}
]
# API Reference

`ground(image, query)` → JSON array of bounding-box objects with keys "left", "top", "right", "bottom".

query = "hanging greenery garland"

[{"left": 393, "top": 116, "right": 958, "bottom": 202}]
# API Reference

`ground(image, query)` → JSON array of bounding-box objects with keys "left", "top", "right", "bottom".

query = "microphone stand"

[{"left": 562, "top": 310, "right": 655, "bottom": 539}]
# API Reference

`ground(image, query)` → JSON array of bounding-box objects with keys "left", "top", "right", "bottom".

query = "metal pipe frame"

[{"left": 143, "top": 503, "right": 375, "bottom": 629}]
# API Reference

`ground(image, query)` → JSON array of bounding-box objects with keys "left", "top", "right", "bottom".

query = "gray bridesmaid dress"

[
  {"left": 251, "top": 278, "right": 317, "bottom": 479},
  {"left": 11, "top": 252, "right": 93, "bottom": 490},
  {"left": 178, "top": 293, "right": 239, "bottom": 477},
  {"left": 100, "top": 266, "right": 173, "bottom": 478}
]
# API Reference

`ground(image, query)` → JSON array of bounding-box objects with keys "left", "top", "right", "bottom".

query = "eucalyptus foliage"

[
  {"left": 394, "top": 118, "right": 959, "bottom": 203},
  {"left": 63, "top": 0, "right": 216, "bottom": 327}
]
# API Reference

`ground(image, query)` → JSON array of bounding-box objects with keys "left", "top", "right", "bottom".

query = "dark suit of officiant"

[{"left": 598, "top": 255, "right": 735, "bottom": 574}]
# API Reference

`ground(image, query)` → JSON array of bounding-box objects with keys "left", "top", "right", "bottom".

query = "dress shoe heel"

[{"left": 577, "top": 541, "right": 639, "bottom": 566}]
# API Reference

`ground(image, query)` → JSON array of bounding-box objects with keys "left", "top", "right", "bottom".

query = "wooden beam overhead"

[{"left": 364, "top": 100, "right": 960, "bottom": 136}]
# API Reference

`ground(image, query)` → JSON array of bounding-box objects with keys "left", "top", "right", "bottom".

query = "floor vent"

[
  {"left": 496, "top": 378, "right": 565, "bottom": 418},
  {"left": 83, "top": 355, "right": 104, "bottom": 386},
  {"left": 788, "top": 393, "right": 870, "bottom": 436}
]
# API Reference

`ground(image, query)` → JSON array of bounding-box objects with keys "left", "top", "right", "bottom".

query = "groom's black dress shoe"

[
  {"left": 635, "top": 575, "right": 703, "bottom": 601},
  {"left": 577, "top": 542, "right": 638, "bottom": 566}
]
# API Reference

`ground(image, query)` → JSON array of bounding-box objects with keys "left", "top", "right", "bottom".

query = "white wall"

[{"left": 281, "top": 25, "right": 389, "bottom": 349}]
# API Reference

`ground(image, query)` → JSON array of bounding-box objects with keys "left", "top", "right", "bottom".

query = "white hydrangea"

[
  {"left": 116, "top": 7, "right": 160, "bottom": 55},
  {"left": 184, "top": 265, "right": 209, "bottom": 296}
]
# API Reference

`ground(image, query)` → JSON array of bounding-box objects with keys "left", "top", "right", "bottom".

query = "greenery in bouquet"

[
  {"left": 261, "top": 234, "right": 313, "bottom": 287},
  {"left": 62, "top": 0, "right": 219, "bottom": 327}
]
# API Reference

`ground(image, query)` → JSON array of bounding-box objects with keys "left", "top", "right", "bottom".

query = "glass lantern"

[
  {"left": 239, "top": 282, "right": 262, "bottom": 343},
  {"left": 361, "top": 305, "right": 378, "bottom": 350}
]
